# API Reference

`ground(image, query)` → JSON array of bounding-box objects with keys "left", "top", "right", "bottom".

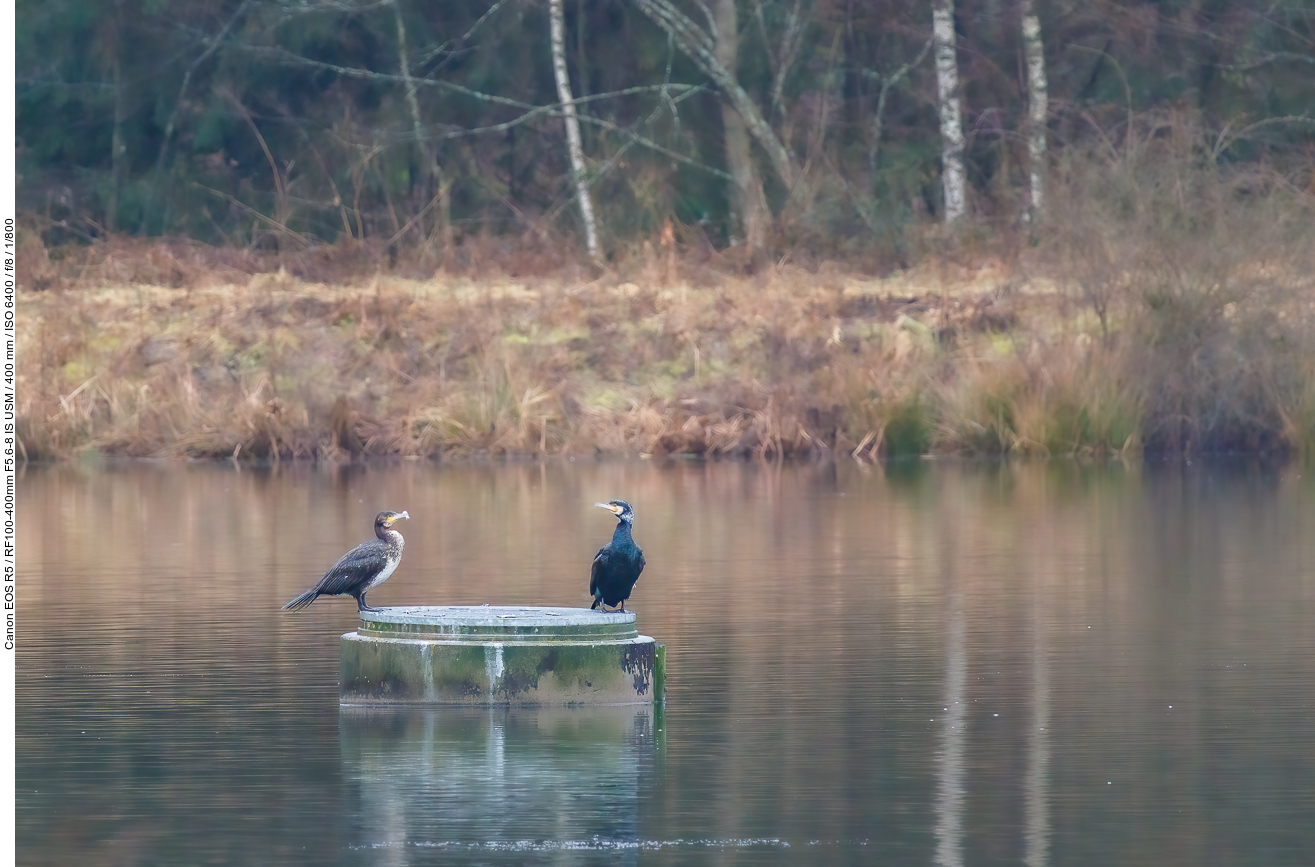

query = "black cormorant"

[
  {"left": 282, "top": 510, "right": 410, "bottom": 613},
  {"left": 590, "top": 500, "right": 645, "bottom": 613}
]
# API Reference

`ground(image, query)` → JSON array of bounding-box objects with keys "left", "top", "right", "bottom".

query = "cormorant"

[
  {"left": 282, "top": 510, "right": 410, "bottom": 613},
  {"left": 590, "top": 500, "right": 645, "bottom": 613}
]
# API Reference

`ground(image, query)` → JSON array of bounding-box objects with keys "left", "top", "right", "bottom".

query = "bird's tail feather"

[
  {"left": 282, "top": 588, "right": 319, "bottom": 612},
  {"left": 590, "top": 597, "right": 600, "bottom": 610}
]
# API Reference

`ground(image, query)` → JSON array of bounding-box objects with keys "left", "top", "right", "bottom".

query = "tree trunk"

[
  {"left": 933, "top": 0, "right": 966, "bottom": 223},
  {"left": 714, "top": 0, "right": 766, "bottom": 252},
  {"left": 631, "top": 0, "right": 795, "bottom": 191},
  {"left": 576, "top": 0, "right": 590, "bottom": 101},
  {"left": 108, "top": 2, "right": 126, "bottom": 234},
  {"left": 1021, "top": 0, "right": 1048, "bottom": 225},
  {"left": 393, "top": 0, "right": 451, "bottom": 257},
  {"left": 145, "top": 0, "right": 253, "bottom": 233},
  {"left": 868, "top": 36, "right": 934, "bottom": 185},
  {"left": 548, "top": 0, "right": 601, "bottom": 261},
  {"left": 394, "top": 0, "right": 428, "bottom": 205}
]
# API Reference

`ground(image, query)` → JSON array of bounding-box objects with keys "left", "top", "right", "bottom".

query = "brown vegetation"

[{"left": 17, "top": 120, "right": 1315, "bottom": 463}]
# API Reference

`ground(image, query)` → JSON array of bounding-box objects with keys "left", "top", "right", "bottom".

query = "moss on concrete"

[{"left": 341, "top": 633, "right": 659, "bottom": 706}]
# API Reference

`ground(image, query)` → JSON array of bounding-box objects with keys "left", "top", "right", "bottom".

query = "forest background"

[{"left": 14, "top": 0, "right": 1315, "bottom": 461}]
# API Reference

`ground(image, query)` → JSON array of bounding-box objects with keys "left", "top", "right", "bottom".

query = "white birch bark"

[
  {"left": 933, "top": 0, "right": 966, "bottom": 223},
  {"left": 549, "top": 0, "right": 600, "bottom": 260},
  {"left": 934, "top": 591, "right": 967, "bottom": 867},
  {"left": 1021, "top": 0, "right": 1048, "bottom": 223},
  {"left": 1024, "top": 585, "right": 1052, "bottom": 867}
]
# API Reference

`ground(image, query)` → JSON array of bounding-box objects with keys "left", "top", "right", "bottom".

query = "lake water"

[{"left": 16, "top": 458, "right": 1315, "bottom": 865}]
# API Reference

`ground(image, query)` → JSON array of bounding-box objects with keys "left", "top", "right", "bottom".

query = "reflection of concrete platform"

[
  {"left": 340, "top": 705, "right": 659, "bottom": 855},
  {"left": 340, "top": 606, "right": 664, "bottom": 706}
]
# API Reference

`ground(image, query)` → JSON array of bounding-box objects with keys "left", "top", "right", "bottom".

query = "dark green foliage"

[
  {"left": 882, "top": 398, "right": 933, "bottom": 457},
  {"left": 16, "top": 0, "right": 1315, "bottom": 261}
]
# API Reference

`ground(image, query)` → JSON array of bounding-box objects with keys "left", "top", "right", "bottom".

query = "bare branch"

[
  {"left": 660, "top": 31, "right": 684, "bottom": 140},
  {"left": 393, "top": 0, "right": 449, "bottom": 249},
  {"left": 193, "top": 184, "right": 315, "bottom": 248},
  {"left": 414, "top": 0, "right": 515, "bottom": 73},
  {"left": 222, "top": 39, "right": 725, "bottom": 177},
  {"left": 148, "top": 0, "right": 255, "bottom": 222},
  {"left": 1218, "top": 51, "right": 1315, "bottom": 72},
  {"left": 630, "top": 0, "right": 796, "bottom": 189},
  {"left": 270, "top": 1, "right": 395, "bottom": 14},
  {"left": 867, "top": 34, "right": 934, "bottom": 181},
  {"left": 1212, "top": 115, "right": 1315, "bottom": 161},
  {"left": 394, "top": 1, "right": 425, "bottom": 149},
  {"left": 574, "top": 98, "right": 731, "bottom": 180},
  {"left": 230, "top": 41, "right": 704, "bottom": 118},
  {"left": 431, "top": 89, "right": 730, "bottom": 179},
  {"left": 752, "top": 0, "right": 807, "bottom": 119},
  {"left": 383, "top": 186, "right": 447, "bottom": 248},
  {"left": 1070, "top": 44, "right": 1134, "bottom": 153},
  {"left": 222, "top": 90, "right": 289, "bottom": 223}
]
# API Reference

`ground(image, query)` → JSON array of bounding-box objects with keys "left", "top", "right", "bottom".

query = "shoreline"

[{"left": 16, "top": 260, "right": 1315, "bottom": 462}]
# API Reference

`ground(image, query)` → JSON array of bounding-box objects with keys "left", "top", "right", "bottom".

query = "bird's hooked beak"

[
  {"left": 595, "top": 502, "right": 624, "bottom": 516},
  {"left": 388, "top": 511, "right": 411, "bottom": 524}
]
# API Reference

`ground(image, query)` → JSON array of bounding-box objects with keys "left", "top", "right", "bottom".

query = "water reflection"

[
  {"left": 1025, "top": 577, "right": 1051, "bottom": 867},
  {"left": 934, "top": 591, "right": 967, "bottom": 867},
  {"left": 340, "top": 706, "right": 658, "bottom": 862},
  {"left": 16, "top": 458, "right": 1315, "bottom": 865}
]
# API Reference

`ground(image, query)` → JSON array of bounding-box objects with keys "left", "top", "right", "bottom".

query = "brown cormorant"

[
  {"left": 282, "top": 510, "right": 410, "bottom": 613},
  {"left": 590, "top": 500, "right": 645, "bottom": 613}
]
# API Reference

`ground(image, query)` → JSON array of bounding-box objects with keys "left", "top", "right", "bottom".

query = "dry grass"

[
  {"left": 21, "top": 243, "right": 1307, "bottom": 462},
  {"left": 14, "top": 249, "right": 1036, "bottom": 460},
  {"left": 16, "top": 242, "right": 1315, "bottom": 461},
  {"left": 17, "top": 111, "right": 1315, "bottom": 462},
  {"left": 1040, "top": 108, "right": 1315, "bottom": 456}
]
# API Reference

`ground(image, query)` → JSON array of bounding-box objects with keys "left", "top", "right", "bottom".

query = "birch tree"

[
  {"left": 1021, "top": 0, "right": 1048, "bottom": 224},
  {"left": 548, "top": 0, "right": 601, "bottom": 260},
  {"left": 933, "top": 0, "right": 966, "bottom": 223},
  {"left": 714, "top": 0, "right": 767, "bottom": 251}
]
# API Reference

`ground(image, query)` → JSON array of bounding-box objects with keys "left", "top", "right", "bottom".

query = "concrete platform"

[{"left": 340, "top": 605, "right": 664, "bottom": 706}]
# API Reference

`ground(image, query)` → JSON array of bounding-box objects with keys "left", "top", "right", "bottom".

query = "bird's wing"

[
  {"left": 635, "top": 548, "right": 645, "bottom": 582},
  {"left": 589, "top": 547, "right": 610, "bottom": 597},
  {"left": 315, "top": 539, "right": 387, "bottom": 595}
]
